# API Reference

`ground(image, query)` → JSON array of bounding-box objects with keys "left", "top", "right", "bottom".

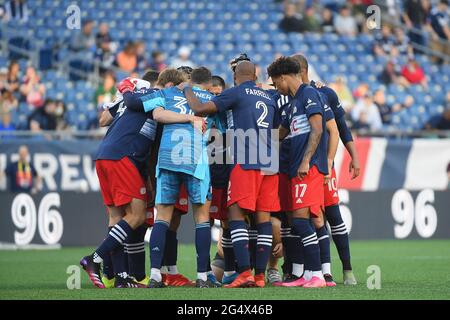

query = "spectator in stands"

[
  {"left": 427, "top": 0, "right": 450, "bottom": 64},
  {"left": 351, "top": 93, "right": 383, "bottom": 131},
  {"left": 54, "top": 100, "right": 68, "bottom": 131},
  {"left": 400, "top": 57, "right": 428, "bottom": 89},
  {"left": 95, "top": 22, "right": 116, "bottom": 68},
  {"left": 279, "top": 3, "right": 304, "bottom": 33},
  {"left": 135, "top": 41, "right": 149, "bottom": 72},
  {"left": 20, "top": 66, "right": 45, "bottom": 108},
  {"left": 373, "top": 25, "right": 398, "bottom": 57},
  {"left": 2, "top": 145, "right": 41, "bottom": 193},
  {"left": 424, "top": 107, "right": 450, "bottom": 130},
  {"left": 302, "top": 6, "right": 321, "bottom": 32},
  {"left": 329, "top": 76, "right": 355, "bottom": 112},
  {"left": 373, "top": 88, "right": 394, "bottom": 124},
  {"left": 402, "top": 0, "right": 428, "bottom": 48},
  {"left": 94, "top": 71, "right": 116, "bottom": 107},
  {"left": 379, "top": 60, "right": 410, "bottom": 87},
  {"left": 149, "top": 51, "right": 167, "bottom": 72},
  {"left": 334, "top": 5, "right": 358, "bottom": 36},
  {"left": 0, "top": 112, "right": 15, "bottom": 132},
  {"left": 394, "top": 27, "right": 414, "bottom": 58},
  {"left": 353, "top": 82, "right": 370, "bottom": 99},
  {"left": 28, "top": 98, "right": 57, "bottom": 131},
  {"left": 116, "top": 42, "right": 137, "bottom": 73},
  {"left": 0, "top": 89, "right": 18, "bottom": 116},
  {"left": 4, "top": 0, "right": 28, "bottom": 23},
  {"left": 321, "top": 7, "right": 335, "bottom": 33},
  {"left": 0, "top": 4, "right": 6, "bottom": 22},
  {"left": 70, "top": 19, "right": 96, "bottom": 53},
  {"left": 170, "top": 46, "right": 195, "bottom": 68},
  {"left": 350, "top": 0, "right": 373, "bottom": 33},
  {"left": 5, "top": 60, "right": 21, "bottom": 95},
  {"left": 391, "top": 94, "right": 415, "bottom": 113}
]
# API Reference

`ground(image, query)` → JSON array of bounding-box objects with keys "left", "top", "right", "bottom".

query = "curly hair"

[{"left": 267, "top": 56, "right": 300, "bottom": 78}]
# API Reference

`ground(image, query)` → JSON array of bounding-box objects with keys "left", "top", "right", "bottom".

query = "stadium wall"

[{"left": 0, "top": 138, "right": 449, "bottom": 246}]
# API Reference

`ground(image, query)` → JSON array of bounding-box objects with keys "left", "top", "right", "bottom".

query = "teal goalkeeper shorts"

[{"left": 156, "top": 169, "right": 212, "bottom": 205}]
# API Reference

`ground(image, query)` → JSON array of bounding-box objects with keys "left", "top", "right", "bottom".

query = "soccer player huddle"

[{"left": 80, "top": 52, "right": 361, "bottom": 289}]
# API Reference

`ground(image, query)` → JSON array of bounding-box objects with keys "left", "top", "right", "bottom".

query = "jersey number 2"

[{"left": 256, "top": 101, "right": 269, "bottom": 128}]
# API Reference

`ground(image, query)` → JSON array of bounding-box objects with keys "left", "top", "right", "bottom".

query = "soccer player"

[
  {"left": 183, "top": 61, "right": 281, "bottom": 288},
  {"left": 80, "top": 70, "right": 200, "bottom": 289},
  {"left": 207, "top": 75, "right": 238, "bottom": 285},
  {"left": 292, "top": 54, "right": 359, "bottom": 285},
  {"left": 97, "top": 76, "right": 153, "bottom": 288},
  {"left": 125, "top": 67, "right": 217, "bottom": 288},
  {"left": 268, "top": 56, "right": 328, "bottom": 288}
]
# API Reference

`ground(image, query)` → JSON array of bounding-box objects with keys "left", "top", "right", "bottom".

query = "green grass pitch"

[{"left": 1, "top": 240, "right": 449, "bottom": 300}]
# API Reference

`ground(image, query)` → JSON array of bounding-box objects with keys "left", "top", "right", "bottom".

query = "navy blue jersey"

[
  {"left": 271, "top": 91, "right": 292, "bottom": 175},
  {"left": 213, "top": 81, "right": 279, "bottom": 172},
  {"left": 311, "top": 81, "right": 345, "bottom": 120},
  {"left": 281, "top": 84, "right": 328, "bottom": 178},
  {"left": 95, "top": 88, "right": 158, "bottom": 175},
  {"left": 209, "top": 111, "right": 232, "bottom": 189},
  {"left": 310, "top": 80, "right": 353, "bottom": 144}
]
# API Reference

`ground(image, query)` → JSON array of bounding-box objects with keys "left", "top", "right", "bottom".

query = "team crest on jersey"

[{"left": 140, "top": 188, "right": 146, "bottom": 195}]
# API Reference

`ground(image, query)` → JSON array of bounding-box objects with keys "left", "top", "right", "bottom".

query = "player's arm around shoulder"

[{"left": 180, "top": 84, "right": 218, "bottom": 117}]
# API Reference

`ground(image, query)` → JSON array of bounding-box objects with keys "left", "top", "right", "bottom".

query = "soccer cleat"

[
  {"left": 254, "top": 273, "right": 266, "bottom": 288},
  {"left": 162, "top": 273, "right": 167, "bottom": 285},
  {"left": 195, "top": 279, "right": 219, "bottom": 288},
  {"left": 224, "top": 270, "right": 255, "bottom": 288},
  {"left": 324, "top": 274, "right": 337, "bottom": 287},
  {"left": 147, "top": 279, "right": 167, "bottom": 288},
  {"left": 115, "top": 274, "right": 147, "bottom": 288},
  {"left": 267, "top": 268, "right": 282, "bottom": 285},
  {"left": 222, "top": 272, "right": 238, "bottom": 285},
  {"left": 343, "top": 270, "right": 357, "bottom": 286},
  {"left": 303, "top": 276, "right": 327, "bottom": 288},
  {"left": 280, "top": 276, "right": 308, "bottom": 287},
  {"left": 135, "top": 275, "right": 150, "bottom": 286},
  {"left": 165, "top": 273, "right": 195, "bottom": 287},
  {"left": 101, "top": 276, "right": 115, "bottom": 289},
  {"left": 207, "top": 273, "right": 222, "bottom": 287},
  {"left": 80, "top": 255, "right": 105, "bottom": 289}
]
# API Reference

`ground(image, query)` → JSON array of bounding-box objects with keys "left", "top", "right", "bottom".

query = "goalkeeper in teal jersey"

[{"left": 124, "top": 67, "right": 220, "bottom": 288}]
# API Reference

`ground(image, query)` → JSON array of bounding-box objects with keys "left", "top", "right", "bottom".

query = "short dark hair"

[
  {"left": 441, "top": 0, "right": 449, "bottom": 6},
  {"left": 267, "top": 56, "right": 300, "bottom": 78},
  {"left": 211, "top": 75, "right": 226, "bottom": 89},
  {"left": 191, "top": 67, "right": 212, "bottom": 85},
  {"left": 177, "top": 66, "right": 193, "bottom": 79},
  {"left": 142, "top": 69, "right": 159, "bottom": 84},
  {"left": 291, "top": 54, "right": 309, "bottom": 73}
]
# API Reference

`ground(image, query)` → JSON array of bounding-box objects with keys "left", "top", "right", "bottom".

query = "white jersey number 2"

[{"left": 256, "top": 101, "right": 269, "bottom": 128}]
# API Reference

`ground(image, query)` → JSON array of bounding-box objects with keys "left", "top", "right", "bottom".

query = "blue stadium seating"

[{"left": 1, "top": 0, "right": 448, "bottom": 130}]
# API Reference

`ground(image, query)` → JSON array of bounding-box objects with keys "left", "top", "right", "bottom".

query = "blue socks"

[
  {"left": 315, "top": 225, "right": 331, "bottom": 275},
  {"left": 326, "top": 205, "right": 352, "bottom": 270},
  {"left": 255, "top": 222, "right": 273, "bottom": 275},
  {"left": 102, "top": 227, "right": 114, "bottom": 279},
  {"left": 248, "top": 227, "right": 258, "bottom": 270},
  {"left": 230, "top": 220, "right": 250, "bottom": 273},
  {"left": 195, "top": 222, "right": 211, "bottom": 273},
  {"left": 94, "top": 220, "right": 132, "bottom": 262},
  {"left": 149, "top": 220, "right": 169, "bottom": 269},
  {"left": 291, "top": 218, "right": 321, "bottom": 272},
  {"left": 163, "top": 229, "right": 178, "bottom": 267},
  {"left": 126, "top": 224, "right": 147, "bottom": 281},
  {"left": 222, "top": 228, "right": 236, "bottom": 273}
]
